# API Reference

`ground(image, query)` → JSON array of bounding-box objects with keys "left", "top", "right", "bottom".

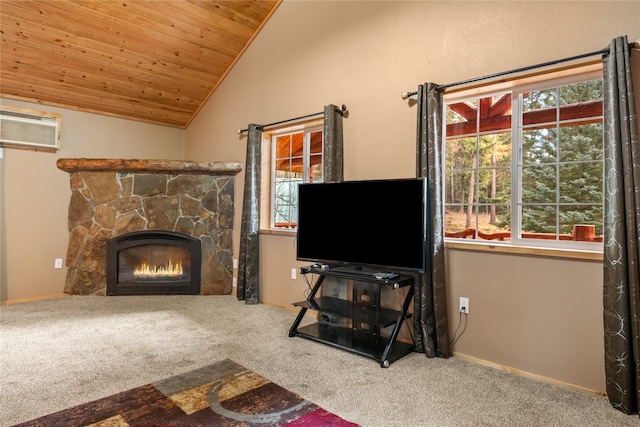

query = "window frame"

[
  {"left": 259, "top": 118, "right": 324, "bottom": 234},
  {"left": 442, "top": 63, "right": 604, "bottom": 252}
]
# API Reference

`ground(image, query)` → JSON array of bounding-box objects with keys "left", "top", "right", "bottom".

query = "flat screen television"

[{"left": 296, "top": 177, "right": 427, "bottom": 272}]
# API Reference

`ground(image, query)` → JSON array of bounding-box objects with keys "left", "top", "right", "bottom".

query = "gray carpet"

[{"left": 0, "top": 295, "right": 636, "bottom": 427}]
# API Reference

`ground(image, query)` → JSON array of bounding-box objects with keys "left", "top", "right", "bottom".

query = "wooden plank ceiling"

[{"left": 0, "top": 0, "right": 281, "bottom": 128}]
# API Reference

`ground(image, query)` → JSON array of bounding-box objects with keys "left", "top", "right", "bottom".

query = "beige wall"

[
  {"left": 0, "top": 98, "right": 185, "bottom": 301},
  {"left": 184, "top": 1, "right": 639, "bottom": 394}
]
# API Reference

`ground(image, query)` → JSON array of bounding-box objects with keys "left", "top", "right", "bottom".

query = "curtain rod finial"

[
  {"left": 237, "top": 128, "right": 244, "bottom": 134},
  {"left": 401, "top": 91, "right": 417, "bottom": 100}
]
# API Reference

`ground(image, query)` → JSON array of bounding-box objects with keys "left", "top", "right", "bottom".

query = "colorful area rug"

[{"left": 13, "top": 359, "right": 360, "bottom": 427}]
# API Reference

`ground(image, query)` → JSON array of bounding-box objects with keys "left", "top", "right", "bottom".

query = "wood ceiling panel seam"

[{"left": 0, "top": 5, "right": 234, "bottom": 77}]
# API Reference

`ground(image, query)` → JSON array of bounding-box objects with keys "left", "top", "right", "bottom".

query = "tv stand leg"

[
  {"left": 380, "top": 285, "right": 415, "bottom": 366},
  {"left": 288, "top": 274, "right": 325, "bottom": 337}
]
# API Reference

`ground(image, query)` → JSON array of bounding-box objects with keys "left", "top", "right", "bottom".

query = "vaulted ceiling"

[{"left": 0, "top": 0, "right": 281, "bottom": 128}]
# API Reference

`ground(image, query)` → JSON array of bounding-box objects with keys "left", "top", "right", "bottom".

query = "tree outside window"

[{"left": 444, "top": 74, "right": 603, "bottom": 247}]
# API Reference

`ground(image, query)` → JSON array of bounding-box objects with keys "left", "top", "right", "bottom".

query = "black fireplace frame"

[{"left": 106, "top": 230, "right": 201, "bottom": 296}]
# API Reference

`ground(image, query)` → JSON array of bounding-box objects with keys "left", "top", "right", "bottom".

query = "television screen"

[{"left": 296, "top": 178, "right": 427, "bottom": 272}]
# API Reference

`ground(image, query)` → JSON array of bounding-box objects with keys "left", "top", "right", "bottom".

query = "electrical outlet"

[
  {"left": 54, "top": 258, "right": 63, "bottom": 269},
  {"left": 291, "top": 268, "right": 297, "bottom": 280},
  {"left": 233, "top": 259, "right": 238, "bottom": 269},
  {"left": 459, "top": 297, "right": 469, "bottom": 314},
  {"left": 232, "top": 277, "right": 237, "bottom": 288}
]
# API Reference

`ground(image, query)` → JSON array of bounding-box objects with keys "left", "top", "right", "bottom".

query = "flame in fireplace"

[{"left": 134, "top": 261, "right": 183, "bottom": 278}]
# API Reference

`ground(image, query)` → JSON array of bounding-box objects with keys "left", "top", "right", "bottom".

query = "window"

[
  {"left": 267, "top": 124, "right": 323, "bottom": 229},
  {"left": 443, "top": 66, "right": 604, "bottom": 249}
]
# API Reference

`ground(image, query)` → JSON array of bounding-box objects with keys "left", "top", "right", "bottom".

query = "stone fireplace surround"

[{"left": 57, "top": 158, "right": 242, "bottom": 296}]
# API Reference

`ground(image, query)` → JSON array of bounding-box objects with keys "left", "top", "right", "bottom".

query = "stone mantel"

[
  {"left": 56, "top": 158, "right": 242, "bottom": 175},
  {"left": 57, "top": 158, "right": 242, "bottom": 296}
]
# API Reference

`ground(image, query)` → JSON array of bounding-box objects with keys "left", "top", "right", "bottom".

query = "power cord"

[
  {"left": 449, "top": 306, "right": 467, "bottom": 345},
  {"left": 302, "top": 271, "right": 314, "bottom": 299}
]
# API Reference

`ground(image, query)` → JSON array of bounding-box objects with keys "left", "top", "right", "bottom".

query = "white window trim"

[
  {"left": 259, "top": 119, "right": 323, "bottom": 234},
  {"left": 442, "top": 63, "right": 604, "bottom": 253}
]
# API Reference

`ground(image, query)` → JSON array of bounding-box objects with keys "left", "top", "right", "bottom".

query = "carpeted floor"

[
  {"left": 11, "top": 358, "right": 359, "bottom": 427},
  {"left": 1, "top": 295, "right": 638, "bottom": 426}
]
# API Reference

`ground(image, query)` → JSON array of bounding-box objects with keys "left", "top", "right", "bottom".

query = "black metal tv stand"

[{"left": 288, "top": 265, "right": 415, "bottom": 367}]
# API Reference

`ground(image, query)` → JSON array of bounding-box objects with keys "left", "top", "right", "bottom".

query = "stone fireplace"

[{"left": 57, "top": 158, "right": 242, "bottom": 296}]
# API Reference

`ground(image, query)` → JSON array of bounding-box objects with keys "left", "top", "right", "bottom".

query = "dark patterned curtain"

[
  {"left": 414, "top": 82, "right": 450, "bottom": 358},
  {"left": 323, "top": 104, "right": 344, "bottom": 182},
  {"left": 237, "top": 124, "right": 262, "bottom": 304},
  {"left": 238, "top": 106, "right": 344, "bottom": 304},
  {"left": 603, "top": 35, "right": 640, "bottom": 415}
]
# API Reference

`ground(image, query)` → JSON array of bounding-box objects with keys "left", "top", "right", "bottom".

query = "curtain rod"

[
  {"left": 401, "top": 42, "right": 635, "bottom": 99},
  {"left": 237, "top": 104, "right": 348, "bottom": 134},
  {"left": 436, "top": 47, "right": 611, "bottom": 92}
]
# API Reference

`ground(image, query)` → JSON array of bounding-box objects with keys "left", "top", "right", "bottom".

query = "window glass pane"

[
  {"left": 309, "top": 131, "right": 323, "bottom": 155},
  {"left": 445, "top": 204, "right": 476, "bottom": 233},
  {"left": 275, "top": 135, "right": 292, "bottom": 160},
  {"left": 478, "top": 94, "right": 512, "bottom": 134},
  {"left": 273, "top": 174, "right": 300, "bottom": 227},
  {"left": 521, "top": 165, "right": 556, "bottom": 204},
  {"left": 476, "top": 204, "right": 511, "bottom": 240},
  {"left": 521, "top": 205, "right": 558, "bottom": 235},
  {"left": 559, "top": 163, "right": 603, "bottom": 203},
  {"left": 309, "top": 155, "right": 323, "bottom": 182},
  {"left": 559, "top": 205, "right": 603, "bottom": 237},
  {"left": 484, "top": 204, "right": 512, "bottom": 237},
  {"left": 290, "top": 133, "right": 304, "bottom": 173},
  {"left": 522, "top": 128, "right": 557, "bottom": 165},
  {"left": 477, "top": 169, "right": 493, "bottom": 204},
  {"left": 478, "top": 133, "right": 511, "bottom": 168},
  {"left": 446, "top": 99, "right": 477, "bottom": 125},
  {"left": 446, "top": 137, "right": 477, "bottom": 170},
  {"left": 559, "top": 123, "right": 603, "bottom": 162},
  {"left": 523, "top": 88, "right": 557, "bottom": 112},
  {"left": 445, "top": 171, "right": 471, "bottom": 204},
  {"left": 559, "top": 80, "right": 603, "bottom": 105}
]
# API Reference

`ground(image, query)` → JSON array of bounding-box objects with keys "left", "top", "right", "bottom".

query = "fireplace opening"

[{"left": 106, "top": 231, "right": 201, "bottom": 296}]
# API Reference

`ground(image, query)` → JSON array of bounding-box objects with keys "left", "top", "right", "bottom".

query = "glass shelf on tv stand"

[
  {"left": 301, "top": 265, "right": 414, "bottom": 288},
  {"left": 289, "top": 265, "right": 415, "bottom": 368}
]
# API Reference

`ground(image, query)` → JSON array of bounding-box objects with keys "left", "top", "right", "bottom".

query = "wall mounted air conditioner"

[{"left": 0, "top": 106, "right": 61, "bottom": 152}]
